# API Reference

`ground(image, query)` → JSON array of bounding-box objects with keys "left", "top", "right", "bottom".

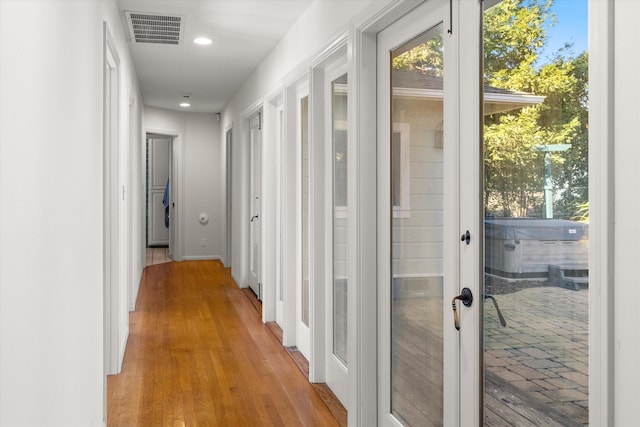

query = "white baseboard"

[{"left": 231, "top": 271, "right": 245, "bottom": 288}]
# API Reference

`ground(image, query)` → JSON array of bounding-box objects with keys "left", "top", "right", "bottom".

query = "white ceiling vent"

[{"left": 125, "top": 11, "right": 185, "bottom": 45}]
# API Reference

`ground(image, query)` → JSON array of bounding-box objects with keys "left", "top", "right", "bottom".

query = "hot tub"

[{"left": 484, "top": 218, "right": 588, "bottom": 279}]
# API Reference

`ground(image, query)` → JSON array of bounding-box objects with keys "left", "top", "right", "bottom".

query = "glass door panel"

[
  {"left": 482, "top": 1, "right": 589, "bottom": 425},
  {"left": 378, "top": 1, "right": 451, "bottom": 422},
  {"left": 390, "top": 24, "right": 444, "bottom": 427},
  {"left": 301, "top": 95, "right": 310, "bottom": 329},
  {"left": 297, "top": 92, "right": 311, "bottom": 362},
  {"left": 332, "top": 74, "right": 348, "bottom": 365}
]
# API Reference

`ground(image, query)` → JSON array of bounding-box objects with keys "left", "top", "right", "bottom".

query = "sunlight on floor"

[{"left": 145, "top": 247, "right": 172, "bottom": 266}]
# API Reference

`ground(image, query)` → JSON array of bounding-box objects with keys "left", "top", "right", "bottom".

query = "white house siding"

[{"left": 392, "top": 98, "right": 444, "bottom": 297}]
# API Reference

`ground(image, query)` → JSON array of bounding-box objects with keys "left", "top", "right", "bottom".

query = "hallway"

[{"left": 107, "top": 260, "right": 339, "bottom": 426}]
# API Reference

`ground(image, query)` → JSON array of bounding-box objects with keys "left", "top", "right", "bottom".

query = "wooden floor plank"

[{"left": 107, "top": 260, "right": 339, "bottom": 426}]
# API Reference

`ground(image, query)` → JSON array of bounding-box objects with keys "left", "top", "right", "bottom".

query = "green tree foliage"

[
  {"left": 392, "top": 34, "right": 443, "bottom": 76},
  {"left": 483, "top": 0, "right": 588, "bottom": 218}
]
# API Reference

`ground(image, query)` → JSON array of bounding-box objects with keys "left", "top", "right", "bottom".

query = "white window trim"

[{"left": 392, "top": 122, "right": 410, "bottom": 218}]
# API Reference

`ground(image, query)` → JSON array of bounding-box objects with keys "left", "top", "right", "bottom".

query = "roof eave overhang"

[{"left": 392, "top": 88, "right": 545, "bottom": 114}]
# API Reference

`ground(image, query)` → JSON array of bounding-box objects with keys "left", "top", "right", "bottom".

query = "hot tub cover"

[{"left": 484, "top": 218, "right": 588, "bottom": 241}]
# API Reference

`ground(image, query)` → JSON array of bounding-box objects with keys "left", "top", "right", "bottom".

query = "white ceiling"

[{"left": 116, "top": 0, "right": 313, "bottom": 113}]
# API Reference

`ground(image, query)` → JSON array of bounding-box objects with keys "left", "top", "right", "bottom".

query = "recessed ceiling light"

[
  {"left": 180, "top": 94, "right": 191, "bottom": 108},
  {"left": 194, "top": 37, "right": 212, "bottom": 45}
]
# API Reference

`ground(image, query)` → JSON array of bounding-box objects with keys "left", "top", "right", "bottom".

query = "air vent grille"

[{"left": 125, "top": 11, "right": 185, "bottom": 45}]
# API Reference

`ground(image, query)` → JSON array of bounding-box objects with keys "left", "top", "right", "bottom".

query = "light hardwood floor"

[{"left": 107, "top": 260, "right": 339, "bottom": 426}]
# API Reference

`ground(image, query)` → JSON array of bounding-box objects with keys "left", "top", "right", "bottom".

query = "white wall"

[
  {"left": 144, "top": 107, "right": 222, "bottom": 260},
  {"left": 0, "top": 0, "right": 143, "bottom": 425}
]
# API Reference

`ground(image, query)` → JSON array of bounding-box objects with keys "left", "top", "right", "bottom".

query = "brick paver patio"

[{"left": 484, "top": 284, "right": 588, "bottom": 425}]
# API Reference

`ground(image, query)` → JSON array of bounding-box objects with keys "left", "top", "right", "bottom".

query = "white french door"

[
  {"left": 325, "top": 61, "right": 349, "bottom": 406},
  {"left": 249, "top": 112, "right": 263, "bottom": 299},
  {"left": 377, "top": 1, "right": 482, "bottom": 425}
]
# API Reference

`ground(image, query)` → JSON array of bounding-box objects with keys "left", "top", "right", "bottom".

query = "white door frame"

[
  {"left": 146, "top": 128, "right": 183, "bottom": 262},
  {"left": 274, "top": 96, "right": 286, "bottom": 327},
  {"left": 348, "top": 2, "right": 428, "bottom": 423},
  {"left": 376, "top": 2, "right": 462, "bottom": 425},
  {"left": 295, "top": 80, "right": 311, "bottom": 359},
  {"left": 277, "top": 73, "right": 311, "bottom": 349},
  {"left": 127, "top": 93, "right": 140, "bottom": 312},
  {"left": 309, "top": 33, "right": 350, "bottom": 405},
  {"left": 103, "top": 22, "right": 124, "bottom": 376},
  {"left": 264, "top": 90, "right": 284, "bottom": 324},
  {"left": 146, "top": 135, "right": 171, "bottom": 247},
  {"left": 590, "top": 0, "right": 614, "bottom": 424}
]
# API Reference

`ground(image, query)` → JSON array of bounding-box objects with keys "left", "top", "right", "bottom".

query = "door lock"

[
  {"left": 452, "top": 287, "right": 473, "bottom": 331},
  {"left": 460, "top": 230, "right": 470, "bottom": 245}
]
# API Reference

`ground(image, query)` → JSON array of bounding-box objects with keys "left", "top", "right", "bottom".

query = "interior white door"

[
  {"left": 377, "top": 1, "right": 481, "bottom": 425},
  {"left": 147, "top": 136, "right": 170, "bottom": 246},
  {"left": 249, "top": 113, "right": 263, "bottom": 299}
]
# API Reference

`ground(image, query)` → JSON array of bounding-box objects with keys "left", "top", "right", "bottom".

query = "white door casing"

[
  {"left": 145, "top": 128, "right": 181, "bottom": 262},
  {"left": 103, "top": 22, "right": 125, "bottom": 376},
  {"left": 147, "top": 136, "right": 171, "bottom": 247}
]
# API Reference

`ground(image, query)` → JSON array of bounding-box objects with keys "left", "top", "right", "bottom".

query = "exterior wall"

[
  {"left": 392, "top": 98, "right": 444, "bottom": 280},
  {"left": 144, "top": 107, "right": 222, "bottom": 260},
  {"left": 0, "top": 0, "right": 143, "bottom": 425}
]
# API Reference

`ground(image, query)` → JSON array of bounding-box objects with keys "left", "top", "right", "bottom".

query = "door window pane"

[
  {"left": 332, "top": 74, "right": 348, "bottom": 365},
  {"left": 483, "top": 1, "right": 589, "bottom": 424},
  {"left": 301, "top": 95, "right": 310, "bottom": 327},
  {"left": 390, "top": 24, "right": 444, "bottom": 427}
]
